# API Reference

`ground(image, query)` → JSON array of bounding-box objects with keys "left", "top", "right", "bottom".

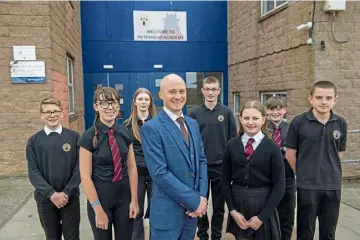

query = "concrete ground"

[{"left": 0, "top": 179, "right": 360, "bottom": 239}]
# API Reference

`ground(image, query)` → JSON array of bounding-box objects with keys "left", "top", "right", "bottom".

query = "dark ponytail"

[{"left": 92, "top": 111, "right": 100, "bottom": 148}]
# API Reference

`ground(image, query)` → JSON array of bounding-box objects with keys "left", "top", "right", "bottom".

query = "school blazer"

[{"left": 141, "top": 110, "right": 208, "bottom": 230}]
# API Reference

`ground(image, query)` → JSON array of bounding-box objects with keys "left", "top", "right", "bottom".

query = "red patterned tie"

[
  {"left": 273, "top": 127, "right": 282, "bottom": 147},
  {"left": 244, "top": 138, "right": 255, "bottom": 160},
  {"left": 107, "top": 129, "right": 122, "bottom": 182}
]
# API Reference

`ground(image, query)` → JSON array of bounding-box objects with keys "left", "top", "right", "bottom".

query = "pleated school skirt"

[{"left": 226, "top": 184, "right": 281, "bottom": 240}]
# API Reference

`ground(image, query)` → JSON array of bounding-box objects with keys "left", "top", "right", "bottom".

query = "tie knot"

[
  {"left": 247, "top": 138, "right": 255, "bottom": 145},
  {"left": 176, "top": 117, "right": 185, "bottom": 125},
  {"left": 107, "top": 128, "right": 114, "bottom": 137},
  {"left": 275, "top": 126, "right": 280, "bottom": 131}
]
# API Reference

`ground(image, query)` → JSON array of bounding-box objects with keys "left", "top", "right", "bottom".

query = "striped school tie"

[
  {"left": 107, "top": 128, "right": 122, "bottom": 182},
  {"left": 244, "top": 138, "right": 255, "bottom": 160},
  {"left": 273, "top": 127, "right": 282, "bottom": 147}
]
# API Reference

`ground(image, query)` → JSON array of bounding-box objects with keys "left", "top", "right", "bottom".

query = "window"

[
  {"left": 66, "top": 56, "right": 75, "bottom": 115},
  {"left": 233, "top": 93, "right": 240, "bottom": 115},
  {"left": 261, "top": 0, "right": 287, "bottom": 16}
]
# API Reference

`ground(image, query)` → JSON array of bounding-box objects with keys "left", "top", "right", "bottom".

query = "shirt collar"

[
  {"left": 44, "top": 125, "right": 62, "bottom": 135},
  {"left": 305, "top": 109, "right": 339, "bottom": 122},
  {"left": 96, "top": 120, "right": 120, "bottom": 134},
  {"left": 269, "top": 120, "right": 285, "bottom": 129},
  {"left": 201, "top": 102, "right": 220, "bottom": 111},
  {"left": 242, "top": 131, "right": 265, "bottom": 144},
  {"left": 163, "top": 107, "right": 184, "bottom": 122}
]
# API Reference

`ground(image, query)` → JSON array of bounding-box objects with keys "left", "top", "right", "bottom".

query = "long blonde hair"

[
  {"left": 238, "top": 100, "right": 270, "bottom": 137},
  {"left": 124, "top": 88, "right": 157, "bottom": 142}
]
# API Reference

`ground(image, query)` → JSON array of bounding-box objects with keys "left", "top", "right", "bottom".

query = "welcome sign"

[{"left": 133, "top": 10, "right": 187, "bottom": 41}]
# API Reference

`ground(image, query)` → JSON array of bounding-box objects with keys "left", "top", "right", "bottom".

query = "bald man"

[{"left": 141, "top": 74, "right": 208, "bottom": 239}]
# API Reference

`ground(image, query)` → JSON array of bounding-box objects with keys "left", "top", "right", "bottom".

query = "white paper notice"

[{"left": 13, "top": 46, "right": 36, "bottom": 61}]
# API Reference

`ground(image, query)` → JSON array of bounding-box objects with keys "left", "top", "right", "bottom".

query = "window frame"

[
  {"left": 260, "top": 91, "right": 287, "bottom": 105},
  {"left": 66, "top": 56, "right": 75, "bottom": 115},
  {"left": 233, "top": 92, "right": 241, "bottom": 115},
  {"left": 261, "top": 0, "right": 288, "bottom": 17}
]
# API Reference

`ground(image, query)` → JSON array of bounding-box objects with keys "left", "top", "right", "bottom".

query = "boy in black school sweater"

[
  {"left": 286, "top": 81, "right": 347, "bottom": 240},
  {"left": 189, "top": 76, "right": 237, "bottom": 240},
  {"left": 266, "top": 96, "right": 295, "bottom": 240},
  {"left": 26, "top": 97, "right": 81, "bottom": 240}
]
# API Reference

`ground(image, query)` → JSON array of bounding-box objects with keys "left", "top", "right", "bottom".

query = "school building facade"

[
  {"left": 0, "top": 1, "right": 84, "bottom": 177},
  {"left": 0, "top": 1, "right": 359, "bottom": 177},
  {"left": 227, "top": 1, "right": 360, "bottom": 176}
]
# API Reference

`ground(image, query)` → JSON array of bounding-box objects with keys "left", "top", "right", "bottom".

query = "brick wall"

[
  {"left": 313, "top": 1, "right": 360, "bottom": 160},
  {"left": 0, "top": 1, "right": 84, "bottom": 177},
  {"left": 228, "top": 1, "right": 360, "bottom": 163}
]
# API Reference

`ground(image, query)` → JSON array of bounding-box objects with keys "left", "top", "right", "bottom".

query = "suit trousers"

[
  {"left": 36, "top": 196, "right": 80, "bottom": 240},
  {"left": 151, "top": 217, "right": 197, "bottom": 240}
]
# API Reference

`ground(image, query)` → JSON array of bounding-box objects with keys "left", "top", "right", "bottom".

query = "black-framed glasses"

[
  {"left": 97, "top": 101, "right": 120, "bottom": 109},
  {"left": 203, "top": 88, "right": 219, "bottom": 93},
  {"left": 42, "top": 111, "right": 62, "bottom": 117}
]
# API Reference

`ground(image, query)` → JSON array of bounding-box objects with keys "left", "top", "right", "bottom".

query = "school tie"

[
  {"left": 107, "top": 128, "right": 122, "bottom": 182},
  {"left": 273, "top": 127, "right": 282, "bottom": 147},
  {"left": 244, "top": 138, "right": 255, "bottom": 160},
  {"left": 176, "top": 117, "right": 189, "bottom": 144}
]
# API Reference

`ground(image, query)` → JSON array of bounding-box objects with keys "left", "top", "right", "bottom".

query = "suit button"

[
  {"left": 245, "top": 176, "right": 248, "bottom": 180},
  {"left": 189, "top": 173, "right": 195, "bottom": 177}
]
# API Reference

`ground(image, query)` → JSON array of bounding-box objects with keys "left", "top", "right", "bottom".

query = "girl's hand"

[
  {"left": 247, "top": 216, "right": 263, "bottom": 230},
  {"left": 95, "top": 209, "right": 109, "bottom": 230},
  {"left": 129, "top": 201, "right": 139, "bottom": 219},
  {"left": 230, "top": 210, "right": 249, "bottom": 230}
]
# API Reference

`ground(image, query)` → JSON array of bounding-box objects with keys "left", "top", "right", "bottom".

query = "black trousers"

[
  {"left": 277, "top": 186, "right": 296, "bottom": 240},
  {"left": 36, "top": 196, "right": 80, "bottom": 240},
  {"left": 297, "top": 188, "right": 341, "bottom": 240},
  {"left": 132, "top": 173, "right": 152, "bottom": 240},
  {"left": 88, "top": 178, "right": 134, "bottom": 240},
  {"left": 197, "top": 177, "right": 225, "bottom": 240}
]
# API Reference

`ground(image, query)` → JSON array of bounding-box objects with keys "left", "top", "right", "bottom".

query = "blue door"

[{"left": 84, "top": 72, "right": 188, "bottom": 128}]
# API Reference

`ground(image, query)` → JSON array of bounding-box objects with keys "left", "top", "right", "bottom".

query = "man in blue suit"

[{"left": 141, "top": 74, "right": 208, "bottom": 240}]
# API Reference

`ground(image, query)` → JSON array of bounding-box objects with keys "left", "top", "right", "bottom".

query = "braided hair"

[{"left": 92, "top": 86, "right": 120, "bottom": 148}]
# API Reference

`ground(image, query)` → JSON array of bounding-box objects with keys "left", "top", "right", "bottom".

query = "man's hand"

[
  {"left": 186, "top": 197, "right": 207, "bottom": 218},
  {"left": 50, "top": 192, "right": 68, "bottom": 208}
]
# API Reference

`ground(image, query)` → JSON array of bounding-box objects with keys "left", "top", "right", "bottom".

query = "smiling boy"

[
  {"left": 286, "top": 81, "right": 347, "bottom": 240},
  {"left": 26, "top": 97, "right": 81, "bottom": 240}
]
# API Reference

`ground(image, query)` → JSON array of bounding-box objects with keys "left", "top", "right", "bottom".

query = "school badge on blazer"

[
  {"left": 218, "top": 115, "right": 224, "bottom": 122},
  {"left": 62, "top": 143, "right": 71, "bottom": 152},
  {"left": 333, "top": 130, "right": 341, "bottom": 140}
]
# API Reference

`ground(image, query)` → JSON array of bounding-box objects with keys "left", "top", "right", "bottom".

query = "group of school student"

[{"left": 26, "top": 77, "right": 347, "bottom": 240}]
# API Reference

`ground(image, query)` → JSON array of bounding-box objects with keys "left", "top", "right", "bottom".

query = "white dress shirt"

[
  {"left": 44, "top": 125, "right": 63, "bottom": 135},
  {"left": 241, "top": 131, "right": 265, "bottom": 151},
  {"left": 163, "top": 107, "right": 188, "bottom": 132}
]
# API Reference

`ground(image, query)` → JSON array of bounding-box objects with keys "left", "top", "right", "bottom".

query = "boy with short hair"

[
  {"left": 189, "top": 76, "right": 237, "bottom": 240},
  {"left": 266, "top": 96, "right": 295, "bottom": 240},
  {"left": 26, "top": 97, "right": 81, "bottom": 240},
  {"left": 286, "top": 81, "right": 347, "bottom": 240}
]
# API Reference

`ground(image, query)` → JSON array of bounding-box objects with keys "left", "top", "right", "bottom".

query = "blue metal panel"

[
  {"left": 81, "top": 1, "right": 228, "bottom": 128},
  {"left": 83, "top": 73, "right": 107, "bottom": 129}
]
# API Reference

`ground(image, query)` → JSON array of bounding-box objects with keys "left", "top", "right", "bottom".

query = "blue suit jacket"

[{"left": 141, "top": 110, "right": 208, "bottom": 230}]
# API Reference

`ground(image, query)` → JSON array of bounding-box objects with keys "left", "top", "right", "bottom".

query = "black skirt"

[{"left": 226, "top": 184, "right": 281, "bottom": 240}]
